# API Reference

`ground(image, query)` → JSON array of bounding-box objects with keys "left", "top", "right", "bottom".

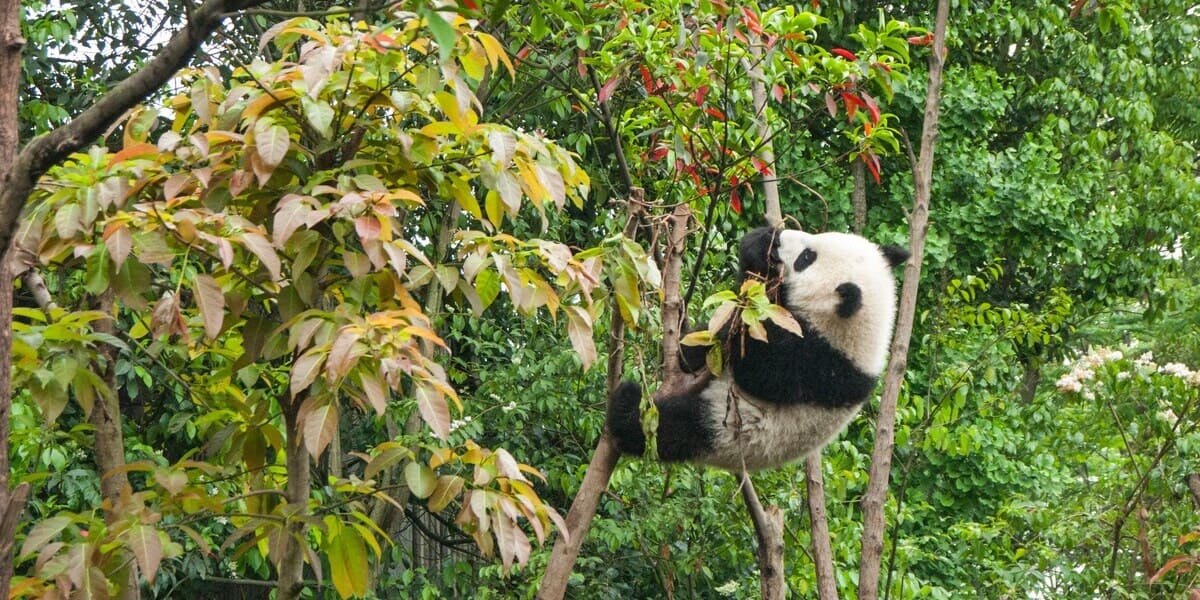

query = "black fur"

[
  {"left": 737, "top": 227, "right": 781, "bottom": 283},
  {"left": 881, "top": 245, "right": 910, "bottom": 268},
  {"left": 727, "top": 316, "right": 876, "bottom": 409},
  {"left": 835, "top": 282, "right": 863, "bottom": 318},
  {"left": 606, "top": 379, "right": 716, "bottom": 463}
]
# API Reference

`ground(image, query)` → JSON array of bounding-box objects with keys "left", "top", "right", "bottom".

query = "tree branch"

[
  {"left": 0, "top": 0, "right": 272, "bottom": 264},
  {"left": 538, "top": 189, "right": 646, "bottom": 600},
  {"left": 857, "top": 1, "right": 950, "bottom": 598}
]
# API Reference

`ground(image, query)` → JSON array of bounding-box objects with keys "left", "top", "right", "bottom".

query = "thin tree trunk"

[
  {"left": 277, "top": 393, "right": 311, "bottom": 600},
  {"left": 857, "top": 2, "right": 949, "bottom": 598},
  {"left": 739, "top": 471, "right": 785, "bottom": 600},
  {"left": 0, "top": 3, "right": 30, "bottom": 598},
  {"left": 746, "top": 42, "right": 780, "bottom": 228},
  {"left": 1135, "top": 505, "right": 1153, "bottom": 582},
  {"left": 851, "top": 161, "right": 867, "bottom": 234},
  {"left": 92, "top": 290, "right": 139, "bottom": 600},
  {"left": 743, "top": 38, "right": 789, "bottom": 600},
  {"left": 537, "top": 190, "right": 646, "bottom": 600},
  {"left": 806, "top": 456, "right": 838, "bottom": 599}
]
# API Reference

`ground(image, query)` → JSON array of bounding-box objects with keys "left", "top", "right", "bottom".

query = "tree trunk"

[
  {"left": 1187, "top": 473, "right": 1200, "bottom": 509},
  {"left": 805, "top": 456, "right": 838, "bottom": 599},
  {"left": 851, "top": 161, "right": 867, "bottom": 235},
  {"left": 743, "top": 38, "right": 789, "bottom": 599},
  {"left": 537, "top": 191, "right": 645, "bottom": 600},
  {"left": 739, "top": 471, "right": 785, "bottom": 600},
  {"left": 857, "top": 1, "right": 949, "bottom": 598},
  {"left": 92, "top": 290, "right": 139, "bottom": 600},
  {"left": 0, "top": 3, "right": 30, "bottom": 599},
  {"left": 277, "top": 394, "right": 311, "bottom": 600}
]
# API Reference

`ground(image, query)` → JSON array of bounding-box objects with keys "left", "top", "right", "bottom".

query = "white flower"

[
  {"left": 1116, "top": 371, "right": 1131, "bottom": 381},
  {"left": 1159, "top": 362, "right": 1193, "bottom": 379},
  {"left": 502, "top": 401, "right": 517, "bottom": 412},
  {"left": 1056, "top": 375, "right": 1083, "bottom": 393},
  {"left": 715, "top": 581, "right": 741, "bottom": 597}
]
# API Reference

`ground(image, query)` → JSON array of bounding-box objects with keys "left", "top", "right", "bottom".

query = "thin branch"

[{"left": 857, "top": 1, "right": 950, "bottom": 598}]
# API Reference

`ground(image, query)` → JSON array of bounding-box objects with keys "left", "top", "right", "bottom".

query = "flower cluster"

[
  {"left": 1056, "top": 345, "right": 1200, "bottom": 397},
  {"left": 1056, "top": 346, "right": 1123, "bottom": 395}
]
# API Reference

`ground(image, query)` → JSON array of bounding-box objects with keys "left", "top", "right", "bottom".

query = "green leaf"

[
  {"left": 423, "top": 8, "right": 457, "bottom": 64},
  {"left": 475, "top": 269, "right": 501, "bottom": 311},
  {"left": 327, "top": 526, "right": 370, "bottom": 599},
  {"left": 404, "top": 462, "right": 437, "bottom": 499}
]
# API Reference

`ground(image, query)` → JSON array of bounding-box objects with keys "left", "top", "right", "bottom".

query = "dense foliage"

[{"left": 6, "top": 0, "right": 1199, "bottom": 598}]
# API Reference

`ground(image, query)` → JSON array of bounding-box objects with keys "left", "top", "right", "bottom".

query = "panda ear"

[{"left": 880, "top": 245, "right": 910, "bottom": 267}]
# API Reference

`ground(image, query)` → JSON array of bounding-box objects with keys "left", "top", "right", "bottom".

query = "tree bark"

[
  {"left": 851, "top": 161, "right": 867, "bottom": 235},
  {"left": 0, "top": 3, "right": 30, "bottom": 598},
  {"left": 537, "top": 190, "right": 645, "bottom": 600},
  {"left": 277, "top": 393, "right": 312, "bottom": 600},
  {"left": 745, "top": 42, "right": 780, "bottom": 228},
  {"left": 92, "top": 290, "right": 139, "bottom": 600},
  {"left": 739, "top": 471, "right": 785, "bottom": 600},
  {"left": 1188, "top": 473, "right": 1200, "bottom": 509},
  {"left": 857, "top": 1, "right": 949, "bottom": 598},
  {"left": 805, "top": 455, "right": 838, "bottom": 599},
  {"left": 742, "top": 39, "right": 791, "bottom": 598}
]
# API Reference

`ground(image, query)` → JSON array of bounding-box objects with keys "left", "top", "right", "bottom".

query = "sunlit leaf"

[{"left": 192, "top": 274, "right": 225, "bottom": 341}]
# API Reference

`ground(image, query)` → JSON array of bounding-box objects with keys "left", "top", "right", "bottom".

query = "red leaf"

[
  {"left": 598, "top": 75, "right": 619, "bottom": 104},
  {"left": 462, "top": 0, "right": 478, "bottom": 8},
  {"left": 740, "top": 6, "right": 763, "bottom": 35},
  {"left": 812, "top": 0, "right": 819, "bottom": 8},
  {"left": 771, "top": 83, "right": 784, "bottom": 103},
  {"left": 862, "top": 91, "right": 881, "bottom": 124},
  {"left": 515, "top": 44, "right": 533, "bottom": 64},
  {"left": 751, "top": 156, "right": 773, "bottom": 176},
  {"left": 831, "top": 48, "right": 858, "bottom": 61},
  {"left": 730, "top": 187, "right": 742, "bottom": 215},
  {"left": 577, "top": 52, "right": 587, "bottom": 78},
  {"left": 907, "top": 33, "right": 935, "bottom": 46},
  {"left": 694, "top": 84, "right": 710, "bottom": 105},
  {"left": 648, "top": 147, "right": 669, "bottom": 161},
  {"left": 871, "top": 61, "right": 893, "bottom": 73},
  {"left": 705, "top": 107, "right": 727, "bottom": 121},
  {"left": 862, "top": 152, "right": 881, "bottom": 185},
  {"left": 640, "top": 64, "right": 653, "bottom": 93},
  {"left": 824, "top": 92, "right": 838, "bottom": 118}
]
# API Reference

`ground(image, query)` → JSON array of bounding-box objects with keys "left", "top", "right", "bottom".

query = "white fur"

[
  {"left": 775, "top": 230, "right": 898, "bottom": 376},
  {"left": 696, "top": 378, "right": 860, "bottom": 471}
]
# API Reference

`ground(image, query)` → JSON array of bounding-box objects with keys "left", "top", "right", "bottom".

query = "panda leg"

[
  {"left": 606, "top": 381, "right": 647, "bottom": 456},
  {"left": 606, "top": 380, "right": 714, "bottom": 463}
]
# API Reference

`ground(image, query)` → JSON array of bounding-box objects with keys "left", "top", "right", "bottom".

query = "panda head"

[{"left": 744, "top": 227, "right": 909, "bottom": 374}]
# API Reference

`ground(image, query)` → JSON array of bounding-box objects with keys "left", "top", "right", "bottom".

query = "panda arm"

[
  {"left": 738, "top": 227, "right": 780, "bottom": 283},
  {"left": 678, "top": 319, "right": 717, "bottom": 374}
]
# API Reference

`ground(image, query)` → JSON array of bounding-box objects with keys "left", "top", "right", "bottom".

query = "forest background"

[{"left": 0, "top": 0, "right": 1198, "bottom": 598}]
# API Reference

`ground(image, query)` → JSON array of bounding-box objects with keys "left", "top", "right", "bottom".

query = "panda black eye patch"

[{"left": 794, "top": 248, "right": 817, "bottom": 272}]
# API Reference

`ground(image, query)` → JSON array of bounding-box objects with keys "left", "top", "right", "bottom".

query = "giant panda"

[{"left": 606, "top": 226, "right": 909, "bottom": 471}]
